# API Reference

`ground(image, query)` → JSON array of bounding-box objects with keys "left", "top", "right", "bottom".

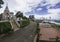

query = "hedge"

[
  {"left": 0, "top": 22, "right": 12, "bottom": 34},
  {"left": 18, "top": 20, "right": 30, "bottom": 28}
]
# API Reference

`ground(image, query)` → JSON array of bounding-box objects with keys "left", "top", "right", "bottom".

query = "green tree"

[
  {"left": 16, "top": 11, "right": 23, "bottom": 21},
  {"left": 0, "top": 0, "right": 4, "bottom": 8},
  {"left": 29, "top": 15, "right": 34, "bottom": 21},
  {"left": 22, "top": 16, "right": 28, "bottom": 20},
  {"left": 16, "top": 11, "right": 23, "bottom": 18}
]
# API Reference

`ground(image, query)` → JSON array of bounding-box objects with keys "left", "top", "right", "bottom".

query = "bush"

[
  {"left": 37, "top": 23, "right": 39, "bottom": 28},
  {"left": 18, "top": 20, "right": 30, "bottom": 28},
  {"left": 48, "top": 22, "right": 60, "bottom": 29},
  {"left": 57, "top": 25, "right": 60, "bottom": 28},
  {"left": 36, "top": 22, "right": 40, "bottom": 33},
  {"left": 0, "top": 22, "right": 12, "bottom": 34}
]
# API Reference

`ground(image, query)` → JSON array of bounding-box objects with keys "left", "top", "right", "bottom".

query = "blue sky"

[{"left": 0, "top": 0, "right": 60, "bottom": 20}]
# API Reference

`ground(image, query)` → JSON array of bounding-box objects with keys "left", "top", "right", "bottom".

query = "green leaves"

[
  {"left": 0, "top": 0, "right": 4, "bottom": 4},
  {"left": 29, "top": 15, "right": 34, "bottom": 21},
  {"left": 18, "top": 20, "right": 30, "bottom": 28},
  {"left": 22, "top": 16, "right": 28, "bottom": 20},
  {"left": 0, "top": 22, "right": 12, "bottom": 34},
  {"left": 0, "top": 0, "right": 4, "bottom": 8},
  {"left": 16, "top": 11, "right": 23, "bottom": 18}
]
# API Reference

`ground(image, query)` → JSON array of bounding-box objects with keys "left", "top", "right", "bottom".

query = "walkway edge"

[
  {"left": 33, "top": 34, "right": 38, "bottom": 42},
  {"left": 0, "top": 34, "right": 5, "bottom": 39}
]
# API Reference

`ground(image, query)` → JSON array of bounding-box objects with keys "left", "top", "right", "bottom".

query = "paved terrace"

[{"left": 39, "top": 23, "right": 60, "bottom": 41}]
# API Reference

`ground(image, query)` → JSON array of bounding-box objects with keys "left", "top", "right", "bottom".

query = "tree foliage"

[
  {"left": 0, "top": 22, "right": 12, "bottom": 34},
  {"left": 29, "top": 15, "right": 34, "bottom": 19},
  {"left": 29, "top": 15, "right": 34, "bottom": 21},
  {"left": 16, "top": 11, "right": 23, "bottom": 18},
  {"left": 22, "top": 16, "right": 28, "bottom": 20},
  {"left": 0, "top": 0, "right": 4, "bottom": 8}
]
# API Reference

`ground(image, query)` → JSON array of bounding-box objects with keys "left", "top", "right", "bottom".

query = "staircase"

[{"left": 10, "top": 16, "right": 20, "bottom": 32}]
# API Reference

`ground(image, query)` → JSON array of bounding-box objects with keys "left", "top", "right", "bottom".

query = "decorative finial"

[{"left": 6, "top": 0, "right": 8, "bottom": 6}]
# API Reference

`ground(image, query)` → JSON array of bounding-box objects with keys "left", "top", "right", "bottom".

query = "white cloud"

[
  {"left": 46, "top": 0, "right": 60, "bottom": 6},
  {"left": 7, "top": 0, "right": 60, "bottom": 20},
  {"left": 34, "top": 13, "right": 60, "bottom": 20},
  {"left": 47, "top": 9, "right": 60, "bottom": 20},
  {"left": 0, "top": 0, "right": 60, "bottom": 20},
  {"left": 37, "top": 8, "right": 42, "bottom": 11},
  {"left": 41, "top": 0, "right": 60, "bottom": 8},
  {"left": 15, "top": 0, "right": 42, "bottom": 13},
  {"left": 15, "top": 0, "right": 60, "bottom": 12},
  {"left": 44, "top": 0, "right": 60, "bottom": 20},
  {"left": 48, "top": 8, "right": 60, "bottom": 14}
]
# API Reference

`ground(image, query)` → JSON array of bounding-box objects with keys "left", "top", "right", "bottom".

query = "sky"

[{"left": 0, "top": 0, "right": 60, "bottom": 20}]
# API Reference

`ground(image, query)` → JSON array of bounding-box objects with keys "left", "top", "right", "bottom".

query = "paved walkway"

[
  {"left": 0, "top": 22, "right": 37, "bottom": 42},
  {"left": 39, "top": 23, "right": 60, "bottom": 41}
]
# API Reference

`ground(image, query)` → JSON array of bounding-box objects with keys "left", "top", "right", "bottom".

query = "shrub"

[
  {"left": 48, "top": 22, "right": 60, "bottom": 29},
  {"left": 0, "top": 22, "right": 12, "bottom": 34},
  {"left": 37, "top": 23, "right": 39, "bottom": 28},
  {"left": 18, "top": 20, "right": 30, "bottom": 28},
  {"left": 36, "top": 22, "right": 40, "bottom": 33}
]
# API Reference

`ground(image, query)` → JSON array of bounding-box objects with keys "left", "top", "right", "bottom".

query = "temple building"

[
  {"left": 2, "top": 5, "right": 13, "bottom": 20},
  {"left": 0, "top": 5, "right": 20, "bottom": 31}
]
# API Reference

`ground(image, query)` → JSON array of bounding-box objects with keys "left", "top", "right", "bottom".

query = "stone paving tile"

[{"left": 39, "top": 23, "right": 59, "bottom": 41}]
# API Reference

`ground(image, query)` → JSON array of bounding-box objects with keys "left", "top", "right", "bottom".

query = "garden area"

[
  {"left": 18, "top": 20, "right": 30, "bottom": 28},
  {"left": 0, "top": 22, "right": 12, "bottom": 35}
]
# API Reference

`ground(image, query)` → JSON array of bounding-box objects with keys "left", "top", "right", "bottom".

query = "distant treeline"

[{"left": 54, "top": 20, "right": 60, "bottom": 23}]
